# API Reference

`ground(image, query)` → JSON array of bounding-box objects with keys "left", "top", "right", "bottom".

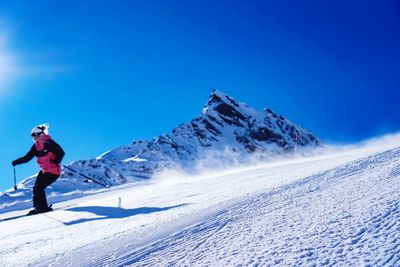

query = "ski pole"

[
  {"left": 63, "top": 165, "right": 109, "bottom": 188},
  {"left": 13, "top": 167, "right": 17, "bottom": 191}
]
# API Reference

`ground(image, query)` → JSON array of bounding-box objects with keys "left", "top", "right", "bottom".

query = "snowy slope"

[
  {"left": 0, "top": 138, "right": 398, "bottom": 266},
  {"left": 126, "top": 147, "right": 400, "bottom": 266}
]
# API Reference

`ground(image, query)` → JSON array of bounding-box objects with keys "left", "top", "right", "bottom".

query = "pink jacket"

[{"left": 35, "top": 135, "right": 62, "bottom": 175}]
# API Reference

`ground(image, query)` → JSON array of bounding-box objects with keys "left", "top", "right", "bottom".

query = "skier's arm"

[
  {"left": 47, "top": 140, "right": 65, "bottom": 164},
  {"left": 12, "top": 145, "right": 36, "bottom": 166}
]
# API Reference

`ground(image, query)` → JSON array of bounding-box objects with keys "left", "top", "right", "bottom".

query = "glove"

[{"left": 12, "top": 160, "right": 17, "bottom": 167}]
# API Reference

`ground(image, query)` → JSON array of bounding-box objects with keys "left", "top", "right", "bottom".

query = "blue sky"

[{"left": 0, "top": 0, "right": 399, "bottom": 190}]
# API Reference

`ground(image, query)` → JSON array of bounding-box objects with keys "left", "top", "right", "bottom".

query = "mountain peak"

[
  {"left": 211, "top": 89, "right": 225, "bottom": 97},
  {"left": 203, "top": 89, "right": 242, "bottom": 115},
  {"left": 206, "top": 89, "right": 235, "bottom": 105}
]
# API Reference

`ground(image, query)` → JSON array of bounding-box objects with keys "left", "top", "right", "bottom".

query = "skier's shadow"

[{"left": 63, "top": 203, "right": 188, "bottom": 226}]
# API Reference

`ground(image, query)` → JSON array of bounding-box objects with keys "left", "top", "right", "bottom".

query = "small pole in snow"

[
  {"left": 118, "top": 197, "right": 122, "bottom": 208},
  {"left": 13, "top": 167, "right": 17, "bottom": 191}
]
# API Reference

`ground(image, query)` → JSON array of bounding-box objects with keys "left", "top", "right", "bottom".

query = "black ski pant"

[{"left": 33, "top": 171, "right": 59, "bottom": 210}]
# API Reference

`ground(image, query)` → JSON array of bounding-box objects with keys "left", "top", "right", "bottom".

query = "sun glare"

[{"left": 0, "top": 33, "right": 18, "bottom": 92}]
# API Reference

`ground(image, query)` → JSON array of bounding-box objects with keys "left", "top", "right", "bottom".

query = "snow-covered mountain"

[{"left": 64, "top": 90, "right": 321, "bottom": 187}]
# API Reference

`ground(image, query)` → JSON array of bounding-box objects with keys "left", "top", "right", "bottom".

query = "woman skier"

[{"left": 12, "top": 124, "right": 65, "bottom": 215}]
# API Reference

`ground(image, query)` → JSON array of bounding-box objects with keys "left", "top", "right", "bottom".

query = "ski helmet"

[{"left": 31, "top": 123, "right": 49, "bottom": 136}]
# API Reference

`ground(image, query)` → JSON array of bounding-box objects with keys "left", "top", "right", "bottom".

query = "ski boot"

[{"left": 27, "top": 205, "right": 53, "bottom": 216}]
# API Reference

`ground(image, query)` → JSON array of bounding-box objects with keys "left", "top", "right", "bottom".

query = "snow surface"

[{"left": 0, "top": 138, "right": 399, "bottom": 266}]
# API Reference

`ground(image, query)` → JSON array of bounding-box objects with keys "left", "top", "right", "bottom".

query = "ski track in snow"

[{"left": 0, "top": 145, "right": 399, "bottom": 266}]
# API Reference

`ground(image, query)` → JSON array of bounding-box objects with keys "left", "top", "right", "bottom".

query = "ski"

[
  {"left": 0, "top": 214, "right": 28, "bottom": 222},
  {"left": 0, "top": 205, "right": 54, "bottom": 222}
]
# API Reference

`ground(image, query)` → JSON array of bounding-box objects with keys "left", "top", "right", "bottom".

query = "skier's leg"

[
  {"left": 34, "top": 172, "right": 59, "bottom": 210},
  {"left": 33, "top": 171, "right": 45, "bottom": 208},
  {"left": 41, "top": 173, "right": 59, "bottom": 209}
]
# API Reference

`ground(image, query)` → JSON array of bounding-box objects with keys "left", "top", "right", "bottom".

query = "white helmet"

[{"left": 31, "top": 123, "right": 49, "bottom": 136}]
